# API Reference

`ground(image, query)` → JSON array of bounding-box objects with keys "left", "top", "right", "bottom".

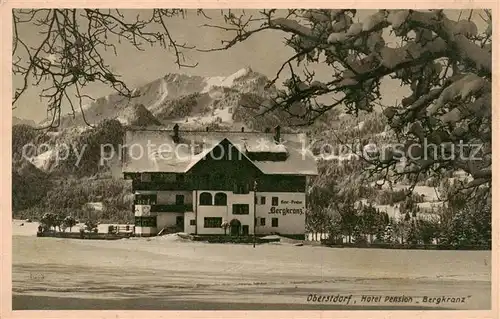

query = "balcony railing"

[
  {"left": 132, "top": 181, "right": 190, "bottom": 191},
  {"left": 150, "top": 204, "right": 193, "bottom": 213}
]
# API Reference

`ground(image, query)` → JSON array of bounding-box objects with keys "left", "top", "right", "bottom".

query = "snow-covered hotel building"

[{"left": 122, "top": 125, "right": 318, "bottom": 237}]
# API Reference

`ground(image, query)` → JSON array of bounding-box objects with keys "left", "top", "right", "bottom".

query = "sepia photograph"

[{"left": 5, "top": 6, "right": 494, "bottom": 313}]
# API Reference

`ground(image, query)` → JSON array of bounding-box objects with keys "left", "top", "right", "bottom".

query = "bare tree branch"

[{"left": 13, "top": 9, "right": 204, "bottom": 128}]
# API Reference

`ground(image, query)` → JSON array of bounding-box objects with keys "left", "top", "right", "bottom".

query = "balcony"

[
  {"left": 150, "top": 204, "right": 193, "bottom": 213},
  {"left": 132, "top": 180, "right": 190, "bottom": 191}
]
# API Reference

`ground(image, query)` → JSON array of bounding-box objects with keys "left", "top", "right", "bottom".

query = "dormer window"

[
  {"left": 234, "top": 182, "right": 249, "bottom": 194},
  {"left": 192, "top": 143, "right": 203, "bottom": 155}
]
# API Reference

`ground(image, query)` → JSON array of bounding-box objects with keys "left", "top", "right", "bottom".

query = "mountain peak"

[
  {"left": 232, "top": 66, "right": 253, "bottom": 77},
  {"left": 116, "top": 103, "right": 162, "bottom": 127},
  {"left": 43, "top": 67, "right": 275, "bottom": 130}
]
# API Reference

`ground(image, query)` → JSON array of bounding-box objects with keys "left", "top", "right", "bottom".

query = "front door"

[
  {"left": 176, "top": 216, "right": 184, "bottom": 230},
  {"left": 242, "top": 225, "right": 249, "bottom": 236},
  {"left": 230, "top": 219, "right": 241, "bottom": 236}
]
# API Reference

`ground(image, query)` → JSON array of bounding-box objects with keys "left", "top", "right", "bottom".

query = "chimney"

[
  {"left": 265, "top": 127, "right": 271, "bottom": 133},
  {"left": 173, "top": 124, "right": 179, "bottom": 143},
  {"left": 241, "top": 127, "right": 245, "bottom": 132},
  {"left": 274, "top": 125, "right": 281, "bottom": 142}
]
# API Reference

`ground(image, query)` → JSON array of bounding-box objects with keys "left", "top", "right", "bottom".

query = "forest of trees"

[
  {"left": 306, "top": 170, "right": 491, "bottom": 248},
  {"left": 12, "top": 120, "right": 134, "bottom": 223}
]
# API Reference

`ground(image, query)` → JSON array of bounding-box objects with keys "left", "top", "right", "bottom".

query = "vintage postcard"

[{"left": 1, "top": 2, "right": 498, "bottom": 318}]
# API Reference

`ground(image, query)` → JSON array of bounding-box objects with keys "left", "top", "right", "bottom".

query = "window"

[
  {"left": 151, "top": 204, "right": 187, "bottom": 213},
  {"left": 233, "top": 204, "right": 249, "bottom": 215},
  {"left": 242, "top": 225, "right": 249, "bottom": 235},
  {"left": 204, "top": 217, "right": 222, "bottom": 228},
  {"left": 214, "top": 193, "right": 227, "bottom": 206},
  {"left": 272, "top": 218, "right": 279, "bottom": 227},
  {"left": 260, "top": 197, "right": 266, "bottom": 205},
  {"left": 175, "top": 194, "right": 185, "bottom": 205},
  {"left": 141, "top": 173, "right": 151, "bottom": 182},
  {"left": 134, "top": 216, "right": 157, "bottom": 227},
  {"left": 135, "top": 194, "right": 157, "bottom": 205},
  {"left": 176, "top": 216, "right": 184, "bottom": 226},
  {"left": 144, "top": 216, "right": 156, "bottom": 227},
  {"left": 272, "top": 197, "right": 279, "bottom": 206},
  {"left": 190, "top": 219, "right": 196, "bottom": 226},
  {"left": 234, "top": 182, "right": 249, "bottom": 194},
  {"left": 199, "top": 192, "right": 212, "bottom": 205},
  {"left": 260, "top": 218, "right": 266, "bottom": 226}
]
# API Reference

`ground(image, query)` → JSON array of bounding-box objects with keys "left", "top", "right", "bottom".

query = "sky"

[{"left": 12, "top": 9, "right": 488, "bottom": 123}]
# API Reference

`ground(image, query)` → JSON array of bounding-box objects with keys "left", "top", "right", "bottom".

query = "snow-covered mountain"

[
  {"left": 13, "top": 67, "right": 301, "bottom": 175},
  {"left": 38, "top": 67, "right": 285, "bottom": 131}
]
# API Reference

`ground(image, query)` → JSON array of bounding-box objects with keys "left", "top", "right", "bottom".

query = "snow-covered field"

[{"left": 12, "top": 220, "right": 491, "bottom": 310}]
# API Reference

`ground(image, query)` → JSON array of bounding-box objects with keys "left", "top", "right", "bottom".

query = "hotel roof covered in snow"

[{"left": 122, "top": 126, "right": 318, "bottom": 176}]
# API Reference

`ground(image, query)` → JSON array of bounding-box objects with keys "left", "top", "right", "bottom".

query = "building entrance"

[{"left": 230, "top": 219, "right": 241, "bottom": 236}]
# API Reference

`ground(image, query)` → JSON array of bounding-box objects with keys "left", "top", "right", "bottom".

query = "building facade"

[{"left": 122, "top": 125, "right": 318, "bottom": 237}]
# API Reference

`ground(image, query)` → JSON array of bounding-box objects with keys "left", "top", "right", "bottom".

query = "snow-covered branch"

[
  {"left": 13, "top": 9, "right": 198, "bottom": 128},
  {"left": 399, "top": 10, "right": 491, "bottom": 74}
]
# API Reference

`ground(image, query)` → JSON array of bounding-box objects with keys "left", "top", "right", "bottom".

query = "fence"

[
  {"left": 108, "top": 224, "right": 135, "bottom": 234},
  {"left": 306, "top": 232, "right": 330, "bottom": 242}
]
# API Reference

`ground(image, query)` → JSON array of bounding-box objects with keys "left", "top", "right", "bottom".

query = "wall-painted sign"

[
  {"left": 269, "top": 206, "right": 305, "bottom": 216},
  {"left": 280, "top": 200, "right": 303, "bottom": 205}
]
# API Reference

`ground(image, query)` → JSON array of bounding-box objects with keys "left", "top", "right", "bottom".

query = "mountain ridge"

[
  {"left": 34, "top": 66, "right": 280, "bottom": 131},
  {"left": 12, "top": 116, "right": 36, "bottom": 127}
]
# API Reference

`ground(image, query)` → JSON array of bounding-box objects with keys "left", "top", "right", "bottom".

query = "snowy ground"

[
  {"left": 12, "top": 220, "right": 491, "bottom": 310},
  {"left": 13, "top": 219, "right": 130, "bottom": 236}
]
